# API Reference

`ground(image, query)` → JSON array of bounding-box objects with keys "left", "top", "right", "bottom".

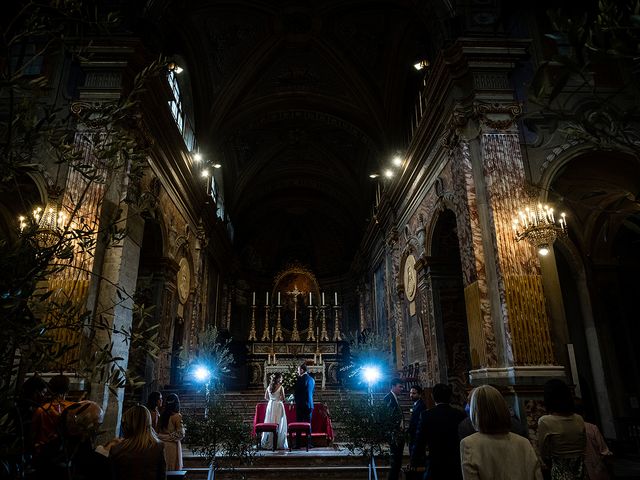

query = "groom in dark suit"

[
  {"left": 384, "top": 378, "right": 405, "bottom": 480},
  {"left": 294, "top": 362, "right": 315, "bottom": 447}
]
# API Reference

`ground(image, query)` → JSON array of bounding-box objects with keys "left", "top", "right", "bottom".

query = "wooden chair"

[
  {"left": 288, "top": 421, "right": 312, "bottom": 451},
  {"left": 254, "top": 422, "right": 279, "bottom": 451}
]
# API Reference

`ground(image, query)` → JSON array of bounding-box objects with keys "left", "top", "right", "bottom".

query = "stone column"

[
  {"left": 89, "top": 200, "right": 144, "bottom": 439},
  {"left": 414, "top": 256, "right": 441, "bottom": 385},
  {"left": 453, "top": 107, "right": 563, "bottom": 384},
  {"left": 385, "top": 228, "right": 405, "bottom": 369}
]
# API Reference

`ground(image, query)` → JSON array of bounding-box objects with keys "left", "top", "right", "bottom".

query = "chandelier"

[
  {"left": 512, "top": 202, "right": 567, "bottom": 256},
  {"left": 18, "top": 194, "right": 67, "bottom": 247}
]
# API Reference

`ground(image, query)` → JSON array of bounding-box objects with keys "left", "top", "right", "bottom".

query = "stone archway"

[
  {"left": 428, "top": 209, "right": 471, "bottom": 405},
  {"left": 549, "top": 151, "right": 640, "bottom": 437},
  {"left": 133, "top": 215, "right": 179, "bottom": 394}
]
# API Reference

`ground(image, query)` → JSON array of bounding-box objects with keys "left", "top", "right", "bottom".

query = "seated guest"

[
  {"left": 32, "top": 375, "right": 73, "bottom": 454},
  {"left": 31, "top": 375, "right": 74, "bottom": 478},
  {"left": 460, "top": 385, "right": 542, "bottom": 479},
  {"left": 61, "top": 400, "right": 112, "bottom": 480},
  {"left": 110, "top": 405, "right": 166, "bottom": 480}
]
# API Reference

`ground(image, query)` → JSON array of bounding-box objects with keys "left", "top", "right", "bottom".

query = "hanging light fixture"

[
  {"left": 512, "top": 201, "right": 567, "bottom": 256},
  {"left": 17, "top": 189, "right": 66, "bottom": 247}
]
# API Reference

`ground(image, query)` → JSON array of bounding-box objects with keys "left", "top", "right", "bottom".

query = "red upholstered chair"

[
  {"left": 288, "top": 422, "right": 312, "bottom": 451},
  {"left": 254, "top": 422, "right": 279, "bottom": 451}
]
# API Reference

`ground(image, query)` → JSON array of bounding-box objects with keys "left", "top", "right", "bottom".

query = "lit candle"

[
  {"left": 278, "top": 291, "right": 281, "bottom": 305},
  {"left": 266, "top": 292, "right": 269, "bottom": 305},
  {"left": 252, "top": 291, "right": 256, "bottom": 305},
  {"left": 322, "top": 292, "right": 325, "bottom": 305},
  {"left": 334, "top": 292, "right": 338, "bottom": 305},
  {"left": 309, "top": 292, "right": 312, "bottom": 305}
]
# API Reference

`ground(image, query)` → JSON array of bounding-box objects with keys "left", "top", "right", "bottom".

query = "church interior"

[{"left": 2, "top": 0, "right": 640, "bottom": 476}]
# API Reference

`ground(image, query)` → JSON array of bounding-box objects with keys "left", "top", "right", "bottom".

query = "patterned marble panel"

[{"left": 451, "top": 141, "right": 498, "bottom": 368}]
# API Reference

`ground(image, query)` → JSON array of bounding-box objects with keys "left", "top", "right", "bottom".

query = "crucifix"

[{"left": 286, "top": 284, "right": 303, "bottom": 341}]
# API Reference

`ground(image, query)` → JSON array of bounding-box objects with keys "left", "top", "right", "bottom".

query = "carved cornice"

[{"left": 441, "top": 101, "right": 523, "bottom": 149}]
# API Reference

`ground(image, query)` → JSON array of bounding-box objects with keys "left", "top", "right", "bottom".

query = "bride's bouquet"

[{"left": 285, "top": 394, "right": 295, "bottom": 404}]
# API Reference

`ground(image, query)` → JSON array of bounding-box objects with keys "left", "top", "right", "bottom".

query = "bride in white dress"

[{"left": 261, "top": 373, "right": 288, "bottom": 450}]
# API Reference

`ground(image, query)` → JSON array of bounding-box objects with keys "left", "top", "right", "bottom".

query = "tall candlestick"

[
  {"left": 266, "top": 292, "right": 269, "bottom": 305},
  {"left": 277, "top": 291, "right": 281, "bottom": 305},
  {"left": 334, "top": 291, "right": 338, "bottom": 305},
  {"left": 309, "top": 292, "right": 312, "bottom": 305},
  {"left": 322, "top": 292, "right": 325, "bottom": 305},
  {"left": 252, "top": 291, "right": 256, "bottom": 305}
]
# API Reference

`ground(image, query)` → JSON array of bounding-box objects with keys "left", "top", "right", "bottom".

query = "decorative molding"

[
  {"left": 441, "top": 102, "right": 523, "bottom": 149},
  {"left": 474, "top": 102, "right": 523, "bottom": 131}
]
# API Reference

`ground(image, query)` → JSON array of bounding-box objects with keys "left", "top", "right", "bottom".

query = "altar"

[
  {"left": 247, "top": 341, "right": 345, "bottom": 388},
  {"left": 245, "top": 264, "right": 346, "bottom": 388},
  {"left": 264, "top": 362, "right": 326, "bottom": 390}
]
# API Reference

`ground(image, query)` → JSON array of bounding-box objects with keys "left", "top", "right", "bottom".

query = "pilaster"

[{"left": 438, "top": 38, "right": 560, "bottom": 384}]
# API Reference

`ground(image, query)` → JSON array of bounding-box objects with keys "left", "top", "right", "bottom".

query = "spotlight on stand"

[
  {"left": 193, "top": 365, "right": 212, "bottom": 383},
  {"left": 362, "top": 365, "right": 381, "bottom": 385}
]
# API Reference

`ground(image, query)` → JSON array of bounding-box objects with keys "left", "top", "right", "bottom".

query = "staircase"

[
  {"left": 167, "top": 384, "right": 413, "bottom": 480},
  {"left": 183, "top": 448, "right": 395, "bottom": 479}
]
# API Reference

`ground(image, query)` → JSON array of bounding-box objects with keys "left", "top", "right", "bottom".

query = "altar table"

[
  {"left": 252, "top": 402, "right": 334, "bottom": 444},
  {"left": 263, "top": 362, "right": 326, "bottom": 390}
]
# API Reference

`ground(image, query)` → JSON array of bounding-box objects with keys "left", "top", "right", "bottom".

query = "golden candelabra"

[
  {"left": 274, "top": 304, "right": 284, "bottom": 341},
  {"left": 248, "top": 305, "right": 257, "bottom": 341},
  {"left": 332, "top": 304, "right": 342, "bottom": 341},
  {"left": 319, "top": 305, "right": 329, "bottom": 341},
  {"left": 261, "top": 305, "right": 271, "bottom": 341},
  {"left": 307, "top": 305, "right": 316, "bottom": 341},
  {"left": 291, "top": 310, "right": 300, "bottom": 341}
]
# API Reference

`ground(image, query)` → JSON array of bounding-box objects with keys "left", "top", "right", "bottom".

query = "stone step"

[{"left": 182, "top": 447, "right": 402, "bottom": 480}]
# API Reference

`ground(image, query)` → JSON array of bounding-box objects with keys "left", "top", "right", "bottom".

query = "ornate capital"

[{"left": 474, "top": 102, "right": 523, "bottom": 131}]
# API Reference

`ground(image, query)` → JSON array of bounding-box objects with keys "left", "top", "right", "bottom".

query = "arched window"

[{"left": 167, "top": 69, "right": 196, "bottom": 151}]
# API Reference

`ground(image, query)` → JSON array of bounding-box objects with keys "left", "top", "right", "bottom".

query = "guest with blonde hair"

[
  {"left": 460, "top": 385, "right": 542, "bottom": 480},
  {"left": 110, "top": 405, "right": 166, "bottom": 479}
]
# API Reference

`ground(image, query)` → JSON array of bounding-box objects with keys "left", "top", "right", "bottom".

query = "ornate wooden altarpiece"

[{"left": 246, "top": 264, "right": 345, "bottom": 389}]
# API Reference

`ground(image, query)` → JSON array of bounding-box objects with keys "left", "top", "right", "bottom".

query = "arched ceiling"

[{"left": 149, "top": 0, "right": 450, "bottom": 278}]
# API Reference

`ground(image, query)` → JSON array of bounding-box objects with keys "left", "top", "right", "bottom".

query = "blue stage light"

[
  {"left": 362, "top": 365, "right": 381, "bottom": 384},
  {"left": 193, "top": 365, "right": 212, "bottom": 383}
]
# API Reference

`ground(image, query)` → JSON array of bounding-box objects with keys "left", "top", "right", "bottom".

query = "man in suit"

[
  {"left": 383, "top": 378, "right": 405, "bottom": 480},
  {"left": 294, "top": 362, "right": 315, "bottom": 448},
  {"left": 411, "top": 383, "right": 466, "bottom": 480},
  {"left": 408, "top": 385, "right": 426, "bottom": 456}
]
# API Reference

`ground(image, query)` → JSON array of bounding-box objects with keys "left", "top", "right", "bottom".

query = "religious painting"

[{"left": 272, "top": 264, "right": 320, "bottom": 336}]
